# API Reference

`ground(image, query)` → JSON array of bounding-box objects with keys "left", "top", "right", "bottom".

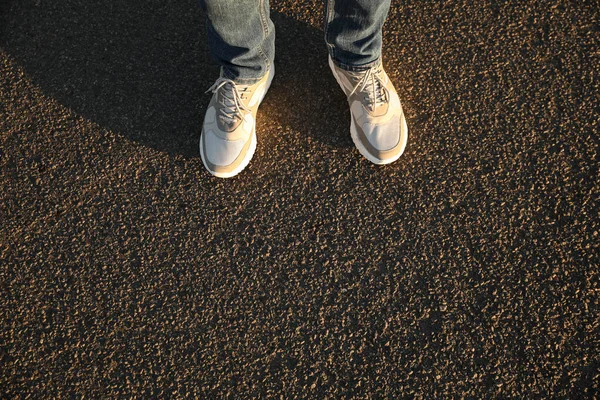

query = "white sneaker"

[
  {"left": 200, "top": 67, "right": 274, "bottom": 178},
  {"left": 329, "top": 56, "right": 408, "bottom": 165}
]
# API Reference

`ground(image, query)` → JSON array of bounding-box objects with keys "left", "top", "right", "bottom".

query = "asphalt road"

[{"left": 1, "top": 0, "right": 599, "bottom": 397}]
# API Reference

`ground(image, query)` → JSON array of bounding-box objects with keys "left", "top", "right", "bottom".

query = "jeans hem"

[
  {"left": 221, "top": 67, "right": 267, "bottom": 85},
  {"left": 330, "top": 56, "right": 381, "bottom": 72}
]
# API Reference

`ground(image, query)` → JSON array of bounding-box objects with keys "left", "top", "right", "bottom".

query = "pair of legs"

[
  {"left": 199, "top": 0, "right": 408, "bottom": 177},
  {"left": 199, "top": 0, "right": 391, "bottom": 83}
]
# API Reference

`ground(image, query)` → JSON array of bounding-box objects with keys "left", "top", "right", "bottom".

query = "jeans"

[{"left": 198, "top": 0, "right": 392, "bottom": 84}]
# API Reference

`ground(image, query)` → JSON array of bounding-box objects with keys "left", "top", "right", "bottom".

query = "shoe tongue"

[
  {"left": 220, "top": 83, "right": 236, "bottom": 107},
  {"left": 364, "top": 77, "right": 386, "bottom": 111},
  {"left": 218, "top": 83, "right": 242, "bottom": 125},
  {"left": 350, "top": 67, "right": 386, "bottom": 111}
]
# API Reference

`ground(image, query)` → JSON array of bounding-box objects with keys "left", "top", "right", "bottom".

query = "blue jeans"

[{"left": 198, "top": 0, "right": 392, "bottom": 84}]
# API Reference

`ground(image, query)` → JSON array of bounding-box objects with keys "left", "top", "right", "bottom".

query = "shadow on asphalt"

[{"left": 0, "top": 0, "right": 350, "bottom": 159}]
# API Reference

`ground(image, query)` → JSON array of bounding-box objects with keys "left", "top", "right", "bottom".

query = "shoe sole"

[
  {"left": 329, "top": 56, "right": 408, "bottom": 165},
  {"left": 200, "top": 66, "right": 274, "bottom": 178}
]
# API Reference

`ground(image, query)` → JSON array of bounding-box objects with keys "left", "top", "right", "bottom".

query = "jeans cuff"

[
  {"left": 221, "top": 67, "right": 265, "bottom": 85},
  {"left": 330, "top": 56, "right": 381, "bottom": 72}
]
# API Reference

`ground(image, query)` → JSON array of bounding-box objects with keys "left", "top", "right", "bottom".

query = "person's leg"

[
  {"left": 324, "top": 0, "right": 391, "bottom": 70},
  {"left": 199, "top": 0, "right": 275, "bottom": 83},
  {"left": 198, "top": 0, "right": 275, "bottom": 178},
  {"left": 324, "top": 0, "right": 408, "bottom": 165}
]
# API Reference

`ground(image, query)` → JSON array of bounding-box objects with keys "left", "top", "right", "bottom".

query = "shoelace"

[
  {"left": 349, "top": 66, "right": 389, "bottom": 112},
  {"left": 205, "top": 78, "right": 250, "bottom": 123}
]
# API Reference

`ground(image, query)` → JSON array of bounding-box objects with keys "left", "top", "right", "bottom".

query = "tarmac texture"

[{"left": 1, "top": 0, "right": 599, "bottom": 397}]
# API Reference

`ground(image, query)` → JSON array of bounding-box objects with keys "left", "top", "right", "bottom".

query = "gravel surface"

[{"left": 1, "top": 0, "right": 599, "bottom": 397}]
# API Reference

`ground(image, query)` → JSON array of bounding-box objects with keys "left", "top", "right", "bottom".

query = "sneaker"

[
  {"left": 328, "top": 56, "right": 408, "bottom": 165},
  {"left": 200, "top": 67, "right": 274, "bottom": 178}
]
